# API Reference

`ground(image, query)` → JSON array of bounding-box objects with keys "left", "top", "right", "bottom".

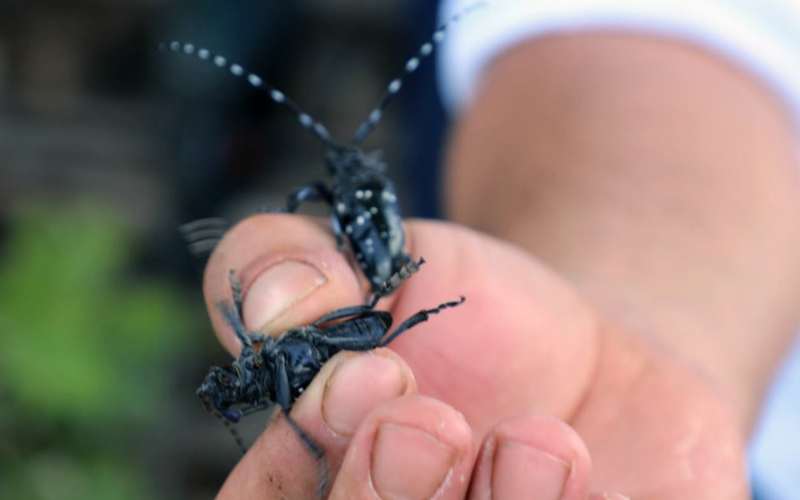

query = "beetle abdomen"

[{"left": 339, "top": 179, "right": 408, "bottom": 288}]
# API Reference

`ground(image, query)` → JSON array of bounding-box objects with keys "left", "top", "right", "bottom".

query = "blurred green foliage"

[{"left": 0, "top": 202, "right": 201, "bottom": 500}]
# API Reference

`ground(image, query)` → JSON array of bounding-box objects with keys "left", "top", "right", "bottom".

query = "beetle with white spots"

[{"left": 165, "top": 2, "right": 486, "bottom": 292}]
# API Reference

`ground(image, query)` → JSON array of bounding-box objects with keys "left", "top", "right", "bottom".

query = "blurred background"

[
  {"left": 1, "top": 1, "right": 799, "bottom": 500},
  {"left": 0, "top": 0, "right": 445, "bottom": 499}
]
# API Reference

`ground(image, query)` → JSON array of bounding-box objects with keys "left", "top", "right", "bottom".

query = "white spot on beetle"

[{"left": 313, "top": 123, "right": 329, "bottom": 138}]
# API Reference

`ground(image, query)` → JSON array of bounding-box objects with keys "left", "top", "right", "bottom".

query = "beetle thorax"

[{"left": 326, "top": 147, "right": 386, "bottom": 180}]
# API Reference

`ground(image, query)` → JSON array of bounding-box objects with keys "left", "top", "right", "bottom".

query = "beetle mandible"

[{"left": 165, "top": 2, "right": 486, "bottom": 291}]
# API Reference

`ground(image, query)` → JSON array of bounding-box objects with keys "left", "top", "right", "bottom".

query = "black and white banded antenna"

[
  {"left": 159, "top": 41, "right": 344, "bottom": 151},
  {"left": 349, "top": 1, "right": 489, "bottom": 146}
]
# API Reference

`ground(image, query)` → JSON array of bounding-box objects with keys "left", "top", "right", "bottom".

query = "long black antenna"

[
  {"left": 201, "top": 400, "right": 248, "bottom": 454},
  {"left": 160, "top": 41, "right": 345, "bottom": 151},
  {"left": 349, "top": 1, "right": 488, "bottom": 146}
]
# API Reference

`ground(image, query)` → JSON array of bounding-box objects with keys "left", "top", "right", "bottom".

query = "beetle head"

[{"left": 197, "top": 365, "right": 243, "bottom": 422}]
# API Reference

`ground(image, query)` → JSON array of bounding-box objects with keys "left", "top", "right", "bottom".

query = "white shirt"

[{"left": 438, "top": 0, "right": 800, "bottom": 137}]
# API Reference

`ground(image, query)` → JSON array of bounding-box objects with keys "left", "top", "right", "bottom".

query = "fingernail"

[
  {"left": 491, "top": 440, "right": 570, "bottom": 500},
  {"left": 599, "top": 494, "right": 630, "bottom": 500},
  {"left": 372, "top": 424, "right": 455, "bottom": 500},
  {"left": 242, "top": 260, "right": 327, "bottom": 332},
  {"left": 322, "top": 354, "right": 408, "bottom": 436}
]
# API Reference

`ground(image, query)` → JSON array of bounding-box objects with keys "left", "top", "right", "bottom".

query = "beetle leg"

[
  {"left": 256, "top": 205, "right": 289, "bottom": 213},
  {"left": 285, "top": 181, "right": 334, "bottom": 213},
  {"left": 368, "top": 257, "right": 425, "bottom": 307},
  {"left": 219, "top": 302, "right": 253, "bottom": 349},
  {"left": 258, "top": 179, "right": 332, "bottom": 213},
  {"left": 270, "top": 352, "right": 293, "bottom": 412},
  {"left": 329, "top": 213, "right": 346, "bottom": 250},
  {"left": 229, "top": 269, "right": 244, "bottom": 319},
  {"left": 224, "top": 270, "right": 276, "bottom": 346},
  {"left": 285, "top": 412, "right": 329, "bottom": 497},
  {"left": 245, "top": 332, "right": 271, "bottom": 343},
  {"left": 220, "top": 270, "right": 264, "bottom": 348},
  {"left": 306, "top": 333, "right": 381, "bottom": 351},
  {"left": 312, "top": 305, "right": 375, "bottom": 326},
  {"left": 273, "top": 353, "right": 329, "bottom": 496},
  {"left": 380, "top": 296, "right": 466, "bottom": 346}
]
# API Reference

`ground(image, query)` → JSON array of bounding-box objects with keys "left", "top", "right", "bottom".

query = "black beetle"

[
  {"left": 165, "top": 2, "right": 486, "bottom": 290},
  {"left": 198, "top": 257, "right": 464, "bottom": 493}
]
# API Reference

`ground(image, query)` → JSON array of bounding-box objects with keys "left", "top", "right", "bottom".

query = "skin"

[{"left": 201, "top": 34, "right": 800, "bottom": 499}]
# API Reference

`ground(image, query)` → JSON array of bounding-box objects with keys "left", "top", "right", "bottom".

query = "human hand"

[{"left": 201, "top": 214, "right": 748, "bottom": 500}]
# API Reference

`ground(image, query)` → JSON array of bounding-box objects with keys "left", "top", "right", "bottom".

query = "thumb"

[{"left": 203, "top": 214, "right": 366, "bottom": 356}]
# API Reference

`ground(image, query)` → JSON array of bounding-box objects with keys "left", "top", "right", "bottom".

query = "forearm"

[{"left": 444, "top": 33, "right": 800, "bottom": 428}]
